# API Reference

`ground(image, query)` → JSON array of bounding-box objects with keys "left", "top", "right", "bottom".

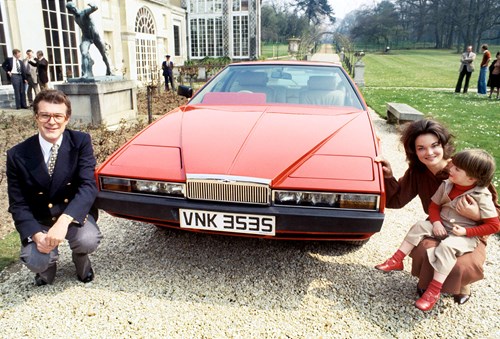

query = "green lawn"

[
  {"left": 360, "top": 49, "right": 500, "bottom": 192},
  {"left": 363, "top": 47, "right": 500, "bottom": 88},
  {"left": 261, "top": 42, "right": 289, "bottom": 59}
]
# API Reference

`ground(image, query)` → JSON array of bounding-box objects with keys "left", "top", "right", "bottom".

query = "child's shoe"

[
  {"left": 375, "top": 257, "right": 404, "bottom": 272},
  {"left": 415, "top": 289, "right": 440, "bottom": 311}
]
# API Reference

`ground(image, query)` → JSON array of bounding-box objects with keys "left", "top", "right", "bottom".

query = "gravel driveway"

[{"left": 0, "top": 112, "right": 498, "bottom": 338}]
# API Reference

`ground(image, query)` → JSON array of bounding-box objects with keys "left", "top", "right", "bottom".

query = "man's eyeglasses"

[{"left": 36, "top": 113, "right": 67, "bottom": 123}]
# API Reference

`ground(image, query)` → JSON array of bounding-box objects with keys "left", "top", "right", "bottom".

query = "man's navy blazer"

[{"left": 7, "top": 129, "right": 98, "bottom": 244}]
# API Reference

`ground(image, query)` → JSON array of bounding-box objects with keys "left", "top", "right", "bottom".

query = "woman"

[
  {"left": 487, "top": 51, "right": 500, "bottom": 99},
  {"left": 376, "top": 119, "right": 499, "bottom": 304}
]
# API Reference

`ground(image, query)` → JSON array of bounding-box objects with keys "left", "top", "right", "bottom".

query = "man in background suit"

[
  {"left": 33, "top": 50, "right": 49, "bottom": 90},
  {"left": 162, "top": 54, "right": 175, "bottom": 91},
  {"left": 455, "top": 45, "right": 476, "bottom": 93},
  {"left": 2, "top": 48, "right": 28, "bottom": 109},
  {"left": 7, "top": 90, "right": 102, "bottom": 286},
  {"left": 24, "top": 49, "right": 40, "bottom": 106}
]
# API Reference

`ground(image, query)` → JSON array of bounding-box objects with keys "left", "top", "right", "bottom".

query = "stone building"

[
  {"left": 0, "top": 0, "right": 187, "bottom": 87},
  {"left": 0, "top": 0, "right": 261, "bottom": 98}
]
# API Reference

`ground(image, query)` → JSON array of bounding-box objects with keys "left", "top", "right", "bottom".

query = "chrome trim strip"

[{"left": 186, "top": 174, "right": 271, "bottom": 185}]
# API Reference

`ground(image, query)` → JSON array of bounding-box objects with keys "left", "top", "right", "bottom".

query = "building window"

[
  {"left": 135, "top": 7, "right": 157, "bottom": 84},
  {"left": 173, "top": 25, "right": 181, "bottom": 56},
  {"left": 232, "top": 15, "right": 248, "bottom": 58},
  {"left": 0, "top": 4, "right": 9, "bottom": 85},
  {"left": 41, "top": 0, "right": 79, "bottom": 81},
  {"left": 233, "top": 0, "right": 249, "bottom": 12},
  {"left": 190, "top": 0, "right": 222, "bottom": 14},
  {"left": 190, "top": 16, "right": 224, "bottom": 58}
]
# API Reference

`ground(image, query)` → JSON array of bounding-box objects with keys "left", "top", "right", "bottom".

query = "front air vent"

[{"left": 186, "top": 176, "right": 271, "bottom": 205}]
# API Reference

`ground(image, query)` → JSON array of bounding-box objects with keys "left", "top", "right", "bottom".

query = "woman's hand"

[
  {"left": 456, "top": 195, "right": 480, "bottom": 221},
  {"left": 375, "top": 156, "right": 393, "bottom": 178}
]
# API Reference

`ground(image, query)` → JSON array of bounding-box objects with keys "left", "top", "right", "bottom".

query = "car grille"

[{"left": 186, "top": 178, "right": 270, "bottom": 205}]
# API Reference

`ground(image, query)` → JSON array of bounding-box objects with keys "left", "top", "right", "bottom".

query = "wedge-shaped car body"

[{"left": 96, "top": 61, "right": 386, "bottom": 242}]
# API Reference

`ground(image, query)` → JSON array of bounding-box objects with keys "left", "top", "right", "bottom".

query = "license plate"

[{"left": 180, "top": 209, "right": 275, "bottom": 236}]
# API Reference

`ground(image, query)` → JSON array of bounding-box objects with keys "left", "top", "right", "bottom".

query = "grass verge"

[{"left": 0, "top": 231, "right": 20, "bottom": 270}]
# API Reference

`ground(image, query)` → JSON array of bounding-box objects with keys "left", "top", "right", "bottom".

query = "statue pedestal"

[{"left": 55, "top": 79, "right": 137, "bottom": 128}]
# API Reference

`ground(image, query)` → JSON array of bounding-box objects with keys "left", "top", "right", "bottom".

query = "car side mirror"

[{"left": 177, "top": 85, "right": 193, "bottom": 98}]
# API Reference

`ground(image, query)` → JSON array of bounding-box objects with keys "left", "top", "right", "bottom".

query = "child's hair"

[{"left": 452, "top": 149, "right": 496, "bottom": 187}]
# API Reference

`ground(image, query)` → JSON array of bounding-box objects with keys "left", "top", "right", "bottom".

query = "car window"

[{"left": 189, "top": 64, "right": 364, "bottom": 110}]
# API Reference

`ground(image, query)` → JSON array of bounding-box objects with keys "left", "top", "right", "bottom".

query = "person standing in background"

[
  {"left": 2, "top": 48, "right": 28, "bottom": 109},
  {"left": 24, "top": 49, "right": 40, "bottom": 106},
  {"left": 477, "top": 44, "right": 491, "bottom": 95},
  {"left": 33, "top": 50, "right": 49, "bottom": 90},
  {"left": 455, "top": 45, "right": 476, "bottom": 94},
  {"left": 487, "top": 52, "right": 500, "bottom": 99},
  {"left": 162, "top": 55, "right": 175, "bottom": 91}
]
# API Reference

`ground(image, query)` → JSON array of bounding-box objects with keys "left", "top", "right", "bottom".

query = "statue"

[{"left": 66, "top": 2, "right": 112, "bottom": 79}]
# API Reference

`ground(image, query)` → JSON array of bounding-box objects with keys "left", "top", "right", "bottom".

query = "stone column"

[{"left": 354, "top": 61, "right": 365, "bottom": 87}]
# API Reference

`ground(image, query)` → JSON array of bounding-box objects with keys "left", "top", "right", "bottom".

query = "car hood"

[{"left": 100, "top": 105, "right": 380, "bottom": 191}]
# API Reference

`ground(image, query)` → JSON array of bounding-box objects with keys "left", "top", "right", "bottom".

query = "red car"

[{"left": 95, "top": 61, "right": 385, "bottom": 243}]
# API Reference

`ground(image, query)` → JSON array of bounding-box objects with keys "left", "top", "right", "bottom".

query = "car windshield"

[{"left": 188, "top": 64, "right": 365, "bottom": 109}]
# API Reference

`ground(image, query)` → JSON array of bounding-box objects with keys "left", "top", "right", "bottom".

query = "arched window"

[{"left": 135, "top": 7, "right": 157, "bottom": 83}]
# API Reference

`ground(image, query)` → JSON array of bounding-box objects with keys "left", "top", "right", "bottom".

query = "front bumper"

[{"left": 96, "top": 191, "right": 384, "bottom": 240}]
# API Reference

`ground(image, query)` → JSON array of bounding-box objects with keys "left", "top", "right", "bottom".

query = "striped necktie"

[{"left": 16, "top": 59, "right": 20, "bottom": 73}]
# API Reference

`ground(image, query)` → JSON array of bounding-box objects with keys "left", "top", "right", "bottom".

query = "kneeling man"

[{"left": 7, "top": 89, "right": 102, "bottom": 285}]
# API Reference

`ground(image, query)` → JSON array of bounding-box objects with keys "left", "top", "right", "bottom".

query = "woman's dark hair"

[
  {"left": 452, "top": 149, "right": 495, "bottom": 187},
  {"left": 33, "top": 89, "right": 72, "bottom": 118},
  {"left": 400, "top": 119, "right": 455, "bottom": 169}
]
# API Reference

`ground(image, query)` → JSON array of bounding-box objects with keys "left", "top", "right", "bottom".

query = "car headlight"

[
  {"left": 273, "top": 190, "right": 379, "bottom": 210},
  {"left": 100, "top": 176, "right": 185, "bottom": 198}
]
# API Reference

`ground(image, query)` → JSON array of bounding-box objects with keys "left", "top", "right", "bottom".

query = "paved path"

[{"left": 310, "top": 44, "right": 340, "bottom": 63}]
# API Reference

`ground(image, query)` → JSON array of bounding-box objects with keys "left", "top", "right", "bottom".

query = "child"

[{"left": 375, "top": 149, "right": 499, "bottom": 311}]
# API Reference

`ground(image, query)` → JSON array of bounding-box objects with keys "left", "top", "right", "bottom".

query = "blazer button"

[
  {"left": 48, "top": 203, "right": 53, "bottom": 208},
  {"left": 38, "top": 192, "right": 44, "bottom": 195},
  {"left": 64, "top": 199, "right": 69, "bottom": 203},
  {"left": 52, "top": 217, "right": 57, "bottom": 221}
]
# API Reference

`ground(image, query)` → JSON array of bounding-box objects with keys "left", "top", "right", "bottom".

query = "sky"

[
  {"left": 331, "top": 0, "right": 380, "bottom": 19},
  {"left": 263, "top": 0, "right": 381, "bottom": 20}
]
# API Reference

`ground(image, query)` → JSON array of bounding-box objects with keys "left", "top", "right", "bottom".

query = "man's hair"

[
  {"left": 401, "top": 119, "right": 455, "bottom": 169},
  {"left": 37, "top": 50, "right": 44, "bottom": 57},
  {"left": 26, "top": 49, "right": 33, "bottom": 54},
  {"left": 33, "top": 90, "right": 72, "bottom": 118},
  {"left": 481, "top": 44, "right": 488, "bottom": 50},
  {"left": 12, "top": 49, "right": 20, "bottom": 55},
  {"left": 452, "top": 149, "right": 496, "bottom": 187}
]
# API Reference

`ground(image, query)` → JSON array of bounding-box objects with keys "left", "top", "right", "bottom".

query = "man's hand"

[
  {"left": 45, "top": 214, "right": 72, "bottom": 247},
  {"left": 32, "top": 232, "right": 55, "bottom": 254},
  {"left": 432, "top": 221, "right": 447, "bottom": 238},
  {"left": 374, "top": 156, "right": 393, "bottom": 178}
]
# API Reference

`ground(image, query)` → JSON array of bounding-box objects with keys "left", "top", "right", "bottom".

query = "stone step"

[{"left": 0, "top": 85, "right": 19, "bottom": 109}]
